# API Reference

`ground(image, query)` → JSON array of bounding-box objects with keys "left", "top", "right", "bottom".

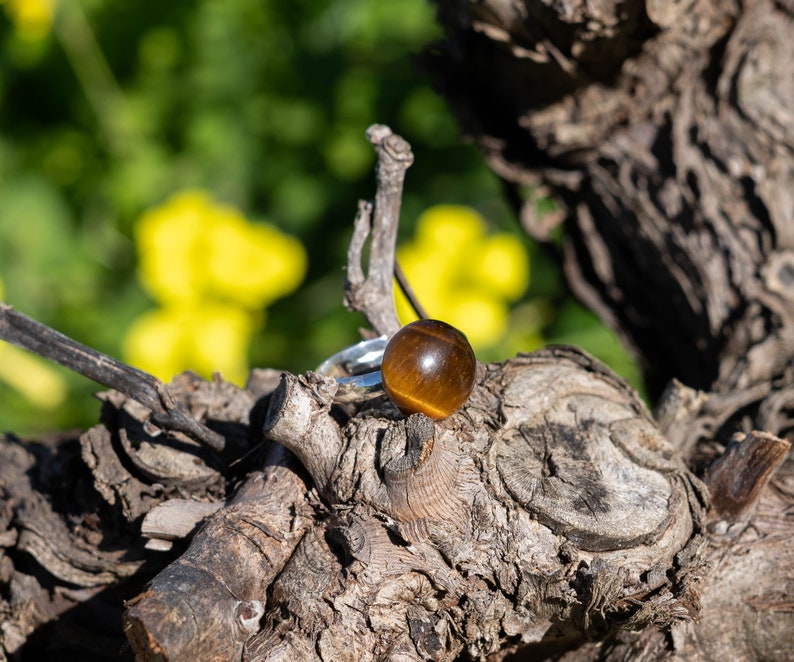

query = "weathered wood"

[
  {"left": 233, "top": 347, "right": 708, "bottom": 660},
  {"left": 124, "top": 444, "right": 312, "bottom": 662},
  {"left": 140, "top": 499, "right": 224, "bottom": 550},
  {"left": 2, "top": 4, "right": 793, "bottom": 648},
  {"left": 419, "top": 0, "right": 794, "bottom": 658},
  {"left": 705, "top": 430, "right": 791, "bottom": 522},
  {"left": 423, "top": 0, "right": 794, "bottom": 409},
  {"left": 0, "top": 432, "right": 146, "bottom": 659},
  {"left": 0, "top": 370, "right": 271, "bottom": 659},
  {"left": 344, "top": 124, "right": 415, "bottom": 338}
]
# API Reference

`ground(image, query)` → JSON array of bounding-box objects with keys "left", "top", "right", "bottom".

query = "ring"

[
  {"left": 316, "top": 335, "right": 388, "bottom": 403},
  {"left": 315, "top": 320, "right": 477, "bottom": 420}
]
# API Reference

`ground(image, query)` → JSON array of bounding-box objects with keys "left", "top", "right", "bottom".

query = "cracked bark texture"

[
  {"left": 424, "top": 0, "right": 794, "bottom": 401},
  {"left": 247, "top": 348, "right": 709, "bottom": 661},
  {"left": 2, "top": 1, "right": 793, "bottom": 660},
  {"left": 418, "top": 0, "right": 794, "bottom": 658}
]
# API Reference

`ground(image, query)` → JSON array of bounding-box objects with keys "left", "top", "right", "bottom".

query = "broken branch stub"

[
  {"left": 344, "top": 124, "right": 414, "bottom": 337},
  {"left": 123, "top": 444, "right": 313, "bottom": 662},
  {"left": 705, "top": 430, "right": 791, "bottom": 524}
]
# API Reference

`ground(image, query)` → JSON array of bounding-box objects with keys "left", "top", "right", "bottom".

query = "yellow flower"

[
  {"left": 122, "top": 303, "right": 254, "bottom": 386},
  {"left": 395, "top": 205, "right": 530, "bottom": 350},
  {"left": 2, "top": 0, "right": 56, "bottom": 41},
  {"left": 472, "top": 234, "right": 529, "bottom": 301},
  {"left": 0, "top": 275, "right": 67, "bottom": 408},
  {"left": 127, "top": 190, "right": 306, "bottom": 384},
  {"left": 0, "top": 344, "right": 68, "bottom": 409},
  {"left": 206, "top": 210, "right": 306, "bottom": 309},
  {"left": 135, "top": 190, "right": 306, "bottom": 309}
]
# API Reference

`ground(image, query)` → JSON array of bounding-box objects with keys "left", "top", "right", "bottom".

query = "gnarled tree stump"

[{"left": 2, "top": 0, "right": 793, "bottom": 657}]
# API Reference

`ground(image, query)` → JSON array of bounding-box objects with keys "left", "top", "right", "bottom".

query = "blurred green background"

[{"left": 0, "top": 0, "right": 641, "bottom": 435}]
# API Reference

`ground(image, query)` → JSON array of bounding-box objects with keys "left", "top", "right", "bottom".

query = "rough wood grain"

[
  {"left": 2, "top": 1, "right": 794, "bottom": 650},
  {"left": 124, "top": 444, "right": 313, "bottom": 662},
  {"left": 0, "top": 370, "right": 275, "bottom": 659},
  {"left": 242, "top": 347, "right": 709, "bottom": 660},
  {"left": 423, "top": 0, "right": 794, "bottom": 412},
  {"left": 419, "top": 0, "right": 794, "bottom": 658}
]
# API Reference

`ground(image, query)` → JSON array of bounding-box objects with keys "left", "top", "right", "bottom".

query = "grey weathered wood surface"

[
  {"left": 1, "top": 1, "right": 793, "bottom": 659},
  {"left": 420, "top": 0, "right": 794, "bottom": 658}
]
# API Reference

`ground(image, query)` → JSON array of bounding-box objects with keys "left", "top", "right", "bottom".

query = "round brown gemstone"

[{"left": 382, "top": 319, "right": 476, "bottom": 420}]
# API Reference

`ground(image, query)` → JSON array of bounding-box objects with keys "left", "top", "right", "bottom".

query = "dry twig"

[
  {"left": 0, "top": 302, "right": 225, "bottom": 451},
  {"left": 343, "top": 124, "right": 414, "bottom": 337}
]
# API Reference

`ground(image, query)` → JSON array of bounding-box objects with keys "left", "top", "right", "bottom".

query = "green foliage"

[{"left": 0, "top": 0, "right": 641, "bottom": 434}]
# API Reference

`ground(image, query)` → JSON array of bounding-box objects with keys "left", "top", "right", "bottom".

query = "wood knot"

[
  {"left": 235, "top": 599, "right": 264, "bottom": 636},
  {"left": 328, "top": 511, "right": 374, "bottom": 565}
]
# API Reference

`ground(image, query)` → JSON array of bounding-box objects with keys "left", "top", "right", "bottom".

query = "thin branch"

[
  {"left": 343, "top": 124, "right": 414, "bottom": 337},
  {"left": 394, "top": 258, "right": 428, "bottom": 320},
  {"left": 0, "top": 302, "right": 226, "bottom": 451},
  {"left": 345, "top": 199, "right": 372, "bottom": 292}
]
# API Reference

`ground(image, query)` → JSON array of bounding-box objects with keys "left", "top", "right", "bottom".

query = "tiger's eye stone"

[{"left": 381, "top": 319, "right": 476, "bottom": 420}]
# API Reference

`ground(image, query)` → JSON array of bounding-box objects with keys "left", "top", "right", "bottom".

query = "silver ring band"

[{"left": 316, "top": 336, "right": 387, "bottom": 402}]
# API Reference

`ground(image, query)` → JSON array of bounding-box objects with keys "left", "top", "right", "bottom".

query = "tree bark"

[
  {"left": 1, "top": 1, "right": 793, "bottom": 660},
  {"left": 424, "top": 0, "right": 794, "bottom": 406},
  {"left": 420, "top": 0, "right": 794, "bottom": 658}
]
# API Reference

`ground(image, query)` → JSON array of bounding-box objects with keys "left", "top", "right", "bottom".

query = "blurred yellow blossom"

[
  {"left": 135, "top": 190, "right": 306, "bottom": 307},
  {"left": 0, "top": 275, "right": 67, "bottom": 408},
  {"left": 122, "top": 303, "right": 254, "bottom": 386},
  {"left": 1, "top": 0, "right": 56, "bottom": 41},
  {"left": 125, "top": 190, "right": 306, "bottom": 384},
  {"left": 395, "top": 205, "right": 530, "bottom": 349}
]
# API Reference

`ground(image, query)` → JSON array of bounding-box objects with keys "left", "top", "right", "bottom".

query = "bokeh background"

[{"left": 0, "top": 0, "right": 641, "bottom": 435}]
